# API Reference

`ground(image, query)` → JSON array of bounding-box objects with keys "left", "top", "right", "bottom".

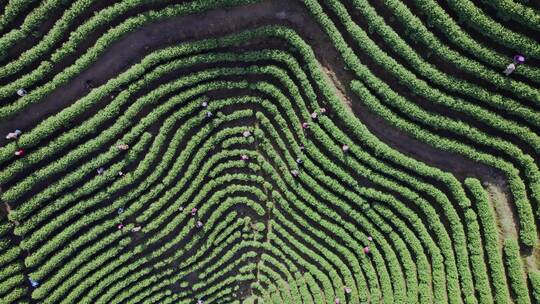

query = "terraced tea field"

[{"left": 0, "top": 0, "right": 539, "bottom": 303}]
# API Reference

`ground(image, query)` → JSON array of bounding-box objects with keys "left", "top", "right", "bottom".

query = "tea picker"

[
  {"left": 29, "top": 277, "right": 39, "bottom": 288},
  {"left": 17, "top": 89, "right": 27, "bottom": 97},
  {"left": 5, "top": 129, "right": 21, "bottom": 140},
  {"left": 117, "top": 143, "right": 129, "bottom": 151},
  {"left": 503, "top": 54, "right": 525, "bottom": 76},
  {"left": 503, "top": 62, "right": 516, "bottom": 76}
]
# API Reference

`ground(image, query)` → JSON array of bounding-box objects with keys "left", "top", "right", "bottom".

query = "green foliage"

[{"left": 0, "top": 1, "right": 537, "bottom": 304}]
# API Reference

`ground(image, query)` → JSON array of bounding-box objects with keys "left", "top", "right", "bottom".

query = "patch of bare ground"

[
  {"left": 485, "top": 180, "right": 519, "bottom": 241},
  {"left": 485, "top": 180, "right": 539, "bottom": 271},
  {"left": 320, "top": 65, "right": 353, "bottom": 113}
]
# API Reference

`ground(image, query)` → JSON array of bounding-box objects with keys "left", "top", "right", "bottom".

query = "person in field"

[
  {"left": 29, "top": 277, "right": 39, "bottom": 287},
  {"left": 117, "top": 207, "right": 124, "bottom": 214},
  {"left": 14, "top": 149, "right": 24, "bottom": 156},
  {"left": 342, "top": 144, "right": 349, "bottom": 152},
  {"left": 514, "top": 54, "right": 525, "bottom": 64},
  {"left": 97, "top": 167, "right": 105, "bottom": 175},
  {"left": 17, "top": 89, "right": 27, "bottom": 97},
  {"left": 296, "top": 157, "right": 303, "bottom": 164},
  {"left": 291, "top": 170, "right": 299, "bottom": 177},
  {"left": 191, "top": 208, "right": 198, "bottom": 216},
  {"left": 504, "top": 54, "right": 525, "bottom": 76},
  {"left": 132, "top": 226, "right": 142, "bottom": 232},
  {"left": 241, "top": 155, "right": 249, "bottom": 161},
  {"left": 206, "top": 111, "right": 213, "bottom": 118},
  {"left": 334, "top": 297, "right": 340, "bottom": 304},
  {"left": 243, "top": 130, "right": 251, "bottom": 137},
  {"left": 117, "top": 143, "right": 129, "bottom": 151},
  {"left": 201, "top": 101, "right": 208, "bottom": 108},
  {"left": 363, "top": 246, "right": 370, "bottom": 254},
  {"left": 504, "top": 62, "right": 516, "bottom": 76},
  {"left": 196, "top": 220, "right": 203, "bottom": 228},
  {"left": 311, "top": 112, "right": 318, "bottom": 119},
  {"left": 5, "top": 129, "right": 21, "bottom": 140},
  {"left": 344, "top": 287, "right": 352, "bottom": 294}
]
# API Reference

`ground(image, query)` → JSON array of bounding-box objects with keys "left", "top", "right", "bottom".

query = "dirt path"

[
  {"left": 486, "top": 181, "right": 519, "bottom": 241},
  {"left": 486, "top": 180, "right": 539, "bottom": 273}
]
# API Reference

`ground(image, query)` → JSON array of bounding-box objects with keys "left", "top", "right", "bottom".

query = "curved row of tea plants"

[{"left": 0, "top": 1, "right": 538, "bottom": 303}]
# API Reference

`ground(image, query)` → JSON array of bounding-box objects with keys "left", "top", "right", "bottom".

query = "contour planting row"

[
  {"left": 30, "top": 123, "right": 264, "bottom": 302},
  {"left": 0, "top": 0, "right": 260, "bottom": 111},
  {"left": 302, "top": 0, "right": 538, "bottom": 246},
  {"left": 0, "top": 215, "right": 27, "bottom": 304},
  {"left": 0, "top": 29, "right": 440, "bottom": 304},
  {"left": 1, "top": 23, "right": 535, "bottom": 304},
  {"left": 344, "top": 0, "right": 539, "bottom": 122},
  {"left": 372, "top": 0, "right": 540, "bottom": 84},
  {"left": 4, "top": 70, "right": 364, "bottom": 302},
  {"left": 443, "top": 0, "right": 540, "bottom": 58}
]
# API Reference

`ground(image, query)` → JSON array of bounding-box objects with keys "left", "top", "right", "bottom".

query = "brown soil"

[{"left": 486, "top": 180, "right": 519, "bottom": 241}]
